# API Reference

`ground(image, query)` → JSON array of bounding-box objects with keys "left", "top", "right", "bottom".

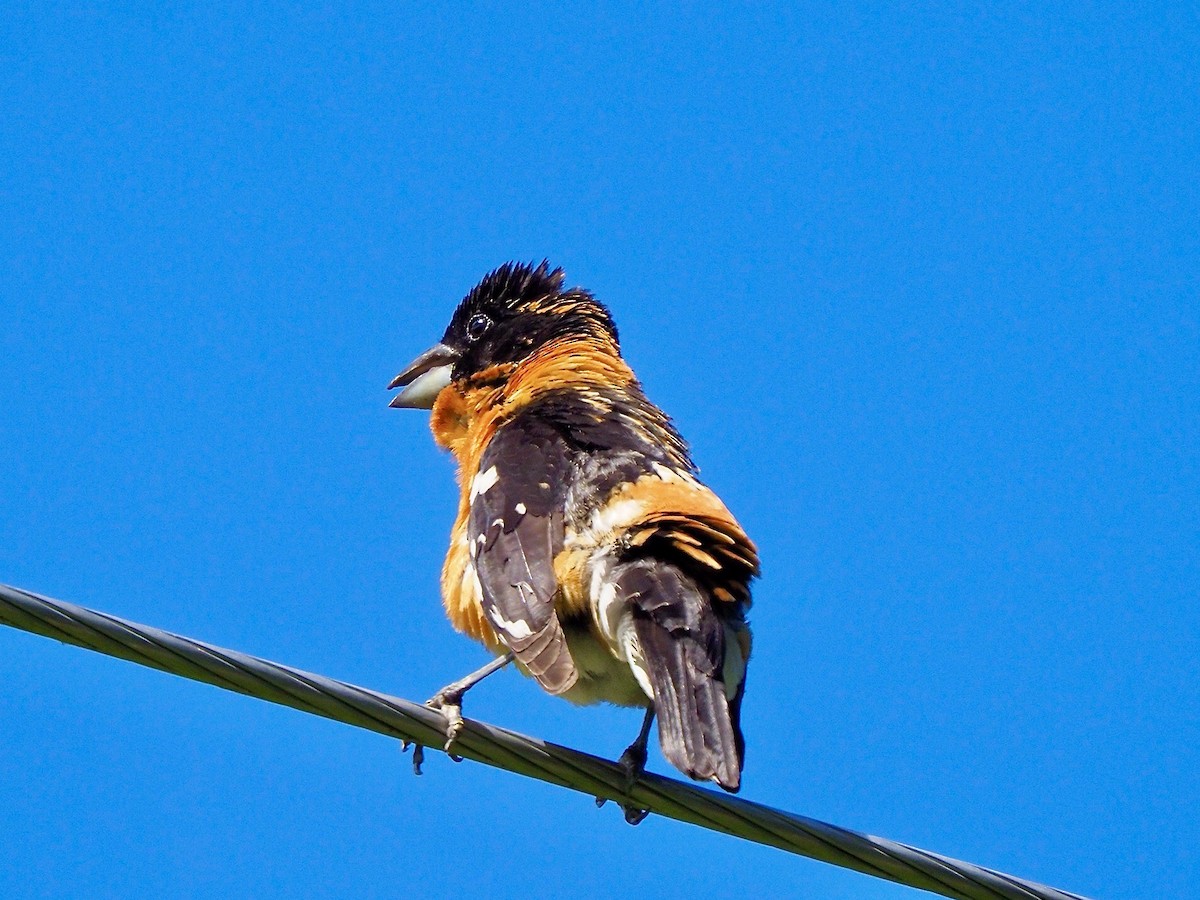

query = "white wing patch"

[
  {"left": 487, "top": 600, "right": 534, "bottom": 640},
  {"left": 469, "top": 465, "right": 500, "bottom": 502}
]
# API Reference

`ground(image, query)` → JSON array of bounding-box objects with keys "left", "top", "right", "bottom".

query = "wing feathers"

[{"left": 471, "top": 415, "right": 579, "bottom": 694}]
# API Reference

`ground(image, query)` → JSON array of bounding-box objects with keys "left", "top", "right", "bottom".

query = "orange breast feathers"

[{"left": 429, "top": 375, "right": 505, "bottom": 650}]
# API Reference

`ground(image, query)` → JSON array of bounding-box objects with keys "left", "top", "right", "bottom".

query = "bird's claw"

[
  {"left": 594, "top": 738, "right": 651, "bottom": 825},
  {"left": 401, "top": 739, "right": 428, "bottom": 775},
  {"left": 425, "top": 688, "right": 466, "bottom": 762},
  {"left": 406, "top": 741, "right": 426, "bottom": 775},
  {"left": 622, "top": 805, "right": 650, "bottom": 826},
  {"left": 595, "top": 794, "right": 650, "bottom": 826}
]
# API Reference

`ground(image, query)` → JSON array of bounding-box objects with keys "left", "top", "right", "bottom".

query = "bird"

[{"left": 388, "top": 261, "right": 758, "bottom": 799}]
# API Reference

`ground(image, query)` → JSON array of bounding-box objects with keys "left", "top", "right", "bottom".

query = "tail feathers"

[{"left": 616, "top": 560, "right": 744, "bottom": 791}]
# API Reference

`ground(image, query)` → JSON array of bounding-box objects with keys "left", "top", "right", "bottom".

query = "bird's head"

[{"left": 388, "top": 261, "right": 619, "bottom": 409}]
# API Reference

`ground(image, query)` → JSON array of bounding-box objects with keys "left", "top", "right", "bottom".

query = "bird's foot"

[
  {"left": 595, "top": 727, "right": 652, "bottom": 825},
  {"left": 401, "top": 655, "right": 516, "bottom": 776},
  {"left": 616, "top": 738, "right": 648, "bottom": 791},
  {"left": 401, "top": 687, "right": 464, "bottom": 776},
  {"left": 409, "top": 654, "right": 514, "bottom": 772},
  {"left": 425, "top": 686, "right": 466, "bottom": 761}
]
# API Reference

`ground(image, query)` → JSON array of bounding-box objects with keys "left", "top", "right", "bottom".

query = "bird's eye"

[{"left": 466, "top": 313, "right": 491, "bottom": 341}]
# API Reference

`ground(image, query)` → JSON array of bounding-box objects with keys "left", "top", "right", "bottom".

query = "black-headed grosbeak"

[{"left": 389, "top": 261, "right": 758, "bottom": 794}]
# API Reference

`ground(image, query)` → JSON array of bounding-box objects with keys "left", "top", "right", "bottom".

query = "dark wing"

[{"left": 470, "top": 412, "right": 578, "bottom": 694}]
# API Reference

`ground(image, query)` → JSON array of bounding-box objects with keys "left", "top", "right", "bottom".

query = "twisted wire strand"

[{"left": 0, "top": 582, "right": 1089, "bottom": 900}]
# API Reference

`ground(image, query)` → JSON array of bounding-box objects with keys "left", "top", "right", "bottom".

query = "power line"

[{"left": 0, "top": 582, "right": 1089, "bottom": 900}]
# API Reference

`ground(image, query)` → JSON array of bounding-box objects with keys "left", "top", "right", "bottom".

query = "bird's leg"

[
  {"left": 596, "top": 706, "right": 655, "bottom": 825},
  {"left": 617, "top": 706, "right": 656, "bottom": 788},
  {"left": 410, "top": 652, "right": 514, "bottom": 771}
]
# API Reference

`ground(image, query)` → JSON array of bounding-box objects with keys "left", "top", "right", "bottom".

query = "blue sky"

[{"left": 1, "top": 3, "right": 1196, "bottom": 898}]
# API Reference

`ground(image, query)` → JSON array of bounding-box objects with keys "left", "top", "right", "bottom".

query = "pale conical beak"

[{"left": 388, "top": 343, "right": 459, "bottom": 409}]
